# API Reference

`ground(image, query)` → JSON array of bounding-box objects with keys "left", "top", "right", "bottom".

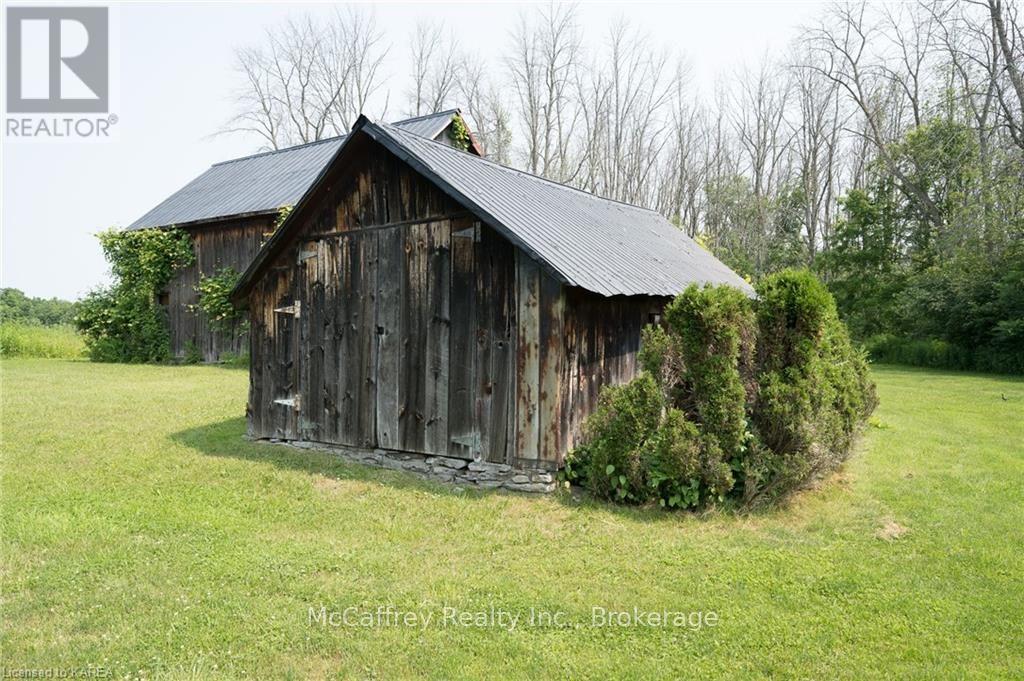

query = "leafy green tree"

[{"left": 0, "top": 288, "right": 77, "bottom": 326}]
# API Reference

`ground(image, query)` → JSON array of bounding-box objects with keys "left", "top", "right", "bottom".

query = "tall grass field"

[
  {"left": 0, "top": 323, "right": 85, "bottom": 359},
  {"left": 1, "top": 359, "right": 1022, "bottom": 678}
]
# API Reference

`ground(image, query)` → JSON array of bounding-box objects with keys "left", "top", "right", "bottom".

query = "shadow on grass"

[{"left": 170, "top": 416, "right": 701, "bottom": 525}]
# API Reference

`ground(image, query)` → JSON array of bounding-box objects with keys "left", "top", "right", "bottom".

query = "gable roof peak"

[{"left": 233, "top": 115, "right": 752, "bottom": 302}]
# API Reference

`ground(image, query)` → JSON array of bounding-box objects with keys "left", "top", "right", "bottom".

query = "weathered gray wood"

[
  {"left": 320, "top": 238, "right": 339, "bottom": 442},
  {"left": 478, "top": 225, "right": 516, "bottom": 464},
  {"left": 448, "top": 218, "right": 478, "bottom": 458},
  {"left": 375, "top": 227, "right": 402, "bottom": 449},
  {"left": 356, "top": 232, "right": 379, "bottom": 447},
  {"left": 336, "top": 235, "right": 356, "bottom": 444},
  {"left": 538, "top": 272, "right": 565, "bottom": 463},
  {"left": 515, "top": 251, "right": 541, "bottom": 462},
  {"left": 244, "top": 139, "right": 674, "bottom": 470},
  {"left": 164, "top": 216, "right": 271, "bottom": 362},
  {"left": 400, "top": 223, "right": 428, "bottom": 453},
  {"left": 424, "top": 220, "right": 451, "bottom": 456},
  {"left": 298, "top": 241, "right": 321, "bottom": 441}
]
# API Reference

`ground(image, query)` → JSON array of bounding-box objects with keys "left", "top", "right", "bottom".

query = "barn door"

[
  {"left": 292, "top": 233, "right": 378, "bottom": 447},
  {"left": 375, "top": 221, "right": 451, "bottom": 455}
]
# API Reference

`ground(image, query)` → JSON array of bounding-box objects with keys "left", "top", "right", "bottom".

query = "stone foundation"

[{"left": 264, "top": 439, "right": 559, "bottom": 494}]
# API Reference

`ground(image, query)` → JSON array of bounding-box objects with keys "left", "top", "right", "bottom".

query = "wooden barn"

[
  {"left": 230, "top": 115, "right": 751, "bottom": 487},
  {"left": 127, "top": 110, "right": 481, "bottom": 362}
]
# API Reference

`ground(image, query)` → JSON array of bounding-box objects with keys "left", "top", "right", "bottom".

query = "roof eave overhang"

[{"left": 128, "top": 209, "right": 280, "bottom": 233}]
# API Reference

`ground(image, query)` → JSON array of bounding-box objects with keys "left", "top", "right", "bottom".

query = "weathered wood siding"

[
  {"left": 247, "top": 140, "right": 519, "bottom": 462},
  {"left": 246, "top": 136, "right": 665, "bottom": 467},
  {"left": 163, "top": 217, "right": 272, "bottom": 362},
  {"left": 558, "top": 289, "right": 668, "bottom": 456}
]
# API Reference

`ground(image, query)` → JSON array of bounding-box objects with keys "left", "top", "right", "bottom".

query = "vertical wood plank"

[
  {"left": 538, "top": 272, "right": 565, "bottom": 464},
  {"left": 321, "top": 238, "right": 338, "bottom": 443},
  {"left": 356, "top": 232, "right": 379, "bottom": 447},
  {"left": 515, "top": 251, "right": 541, "bottom": 462},
  {"left": 480, "top": 226, "right": 516, "bottom": 464},
  {"left": 337, "top": 235, "right": 356, "bottom": 444},
  {"left": 375, "top": 227, "right": 402, "bottom": 450},
  {"left": 399, "top": 223, "right": 428, "bottom": 453},
  {"left": 424, "top": 220, "right": 451, "bottom": 455},
  {"left": 448, "top": 218, "right": 478, "bottom": 458}
]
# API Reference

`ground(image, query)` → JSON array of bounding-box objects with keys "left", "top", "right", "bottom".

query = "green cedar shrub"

[
  {"left": 577, "top": 373, "right": 663, "bottom": 504},
  {"left": 644, "top": 409, "right": 703, "bottom": 509},
  {"left": 664, "top": 283, "right": 756, "bottom": 493},
  {"left": 570, "top": 270, "right": 877, "bottom": 511}
]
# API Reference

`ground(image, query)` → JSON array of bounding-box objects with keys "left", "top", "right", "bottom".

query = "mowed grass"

[{"left": 1, "top": 360, "right": 1022, "bottom": 679}]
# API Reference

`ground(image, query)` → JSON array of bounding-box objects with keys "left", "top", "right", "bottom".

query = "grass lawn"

[{"left": 1, "top": 360, "right": 1022, "bottom": 679}]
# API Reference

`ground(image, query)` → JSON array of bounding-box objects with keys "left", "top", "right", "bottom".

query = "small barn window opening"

[
  {"left": 648, "top": 312, "right": 662, "bottom": 325},
  {"left": 157, "top": 291, "right": 170, "bottom": 306}
]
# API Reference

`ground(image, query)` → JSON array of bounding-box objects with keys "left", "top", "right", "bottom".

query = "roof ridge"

[
  {"left": 377, "top": 121, "right": 661, "bottom": 217},
  {"left": 211, "top": 135, "right": 344, "bottom": 167},
  {"left": 208, "top": 110, "right": 463, "bottom": 169},
  {"left": 390, "top": 108, "right": 460, "bottom": 125}
]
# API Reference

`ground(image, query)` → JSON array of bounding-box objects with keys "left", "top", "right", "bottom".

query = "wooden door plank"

[
  {"left": 448, "top": 219, "right": 478, "bottom": 458},
  {"left": 356, "top": 232, "right": 379, "bottom": 447},
  {"left": 375, "top": 227, "right": 402, "bottom": 450},
  {"left": 424, "top": 220, "right": 451, "bottom": 455},
  {"left": 399, "top": 223, "right": 428, "bottom": 453}
]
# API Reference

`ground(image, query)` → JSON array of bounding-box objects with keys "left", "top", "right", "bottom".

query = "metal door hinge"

[
  {"left": 273, "top": 395, "right": 301, "bottom": 411},
  {"left": 274, "top": 301, "right": 301, "bottom": 318}
]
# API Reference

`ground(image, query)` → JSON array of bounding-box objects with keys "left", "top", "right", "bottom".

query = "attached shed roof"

[
  {"left": 234, "top": 116, "right": 753, "bottom": 301},
  {"left": 127, "top": 110, "right": 470, "bottom": 231}
]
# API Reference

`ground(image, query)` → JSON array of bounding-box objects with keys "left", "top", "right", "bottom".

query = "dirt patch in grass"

[{"left": 875, "top": 520, "right": 910, "bottom": 541}]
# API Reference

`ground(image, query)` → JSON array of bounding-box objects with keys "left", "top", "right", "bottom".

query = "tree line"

[
  {"left": 0, "top": 288, "right": 77, "bottom": 327},
  {"left": 226, "top": 1, "right": 1023, "bottom": 372}
]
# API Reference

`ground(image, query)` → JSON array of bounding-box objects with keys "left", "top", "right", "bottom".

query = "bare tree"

[
  {"left": 224, "top": 9, "right": 388, "bottom": 149},
  {"left": 577, "top": 19, "right": 678, "bottom": 205},
  {"left": 790, "top": 49, "right": 847, "bottom": 258},
  {"left": 805, "top": 2, "right": 946, "bottom": 230},
  {"left": 730, "top": 58, "right": 793, "bottom": 207},
  {"left": 506, "top": 3, "right": 582, "bottom": 179},
  {"left": 985, "top": 0, "right": 1024, "bottom": 150},
  {"left": 333, "top": 9, "right": 390, "bottom": 133},
  {"left": 407, "top": 21, "right": 461, "bottom": 117},
  {"left": 458, "top": 55, "right": 514, "bottom": 163},
  {"left": 658, "top": 65, "right": 708, "bottom": 237},
  {"left": 880, "top": 2, "right": 940, "bottom": 127}
]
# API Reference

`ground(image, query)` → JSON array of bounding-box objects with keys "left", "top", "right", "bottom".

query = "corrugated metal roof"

[
  {"left": 234, "top": 117, "right": 752, "bottom": 300},
  {"left": 127, "top": 111, "right": 462, "bottom": 230},
  {"left": 383, "top": 108, "right": 460, "bottom": 140},
  {"left": 367, "top": 121, "right": 753, "bottom": 297}
]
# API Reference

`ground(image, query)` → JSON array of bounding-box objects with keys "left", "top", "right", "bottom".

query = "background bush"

[
  {"left": 75, "top": 228, "right": 193, "bottom": 363},
  {"left": 570, "top": 270, "right": 877, "bottom": 511}
]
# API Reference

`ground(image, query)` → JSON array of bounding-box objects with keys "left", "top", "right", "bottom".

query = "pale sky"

[{"left": 1, "top": 0, "right": 824, "bottom": 300}]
